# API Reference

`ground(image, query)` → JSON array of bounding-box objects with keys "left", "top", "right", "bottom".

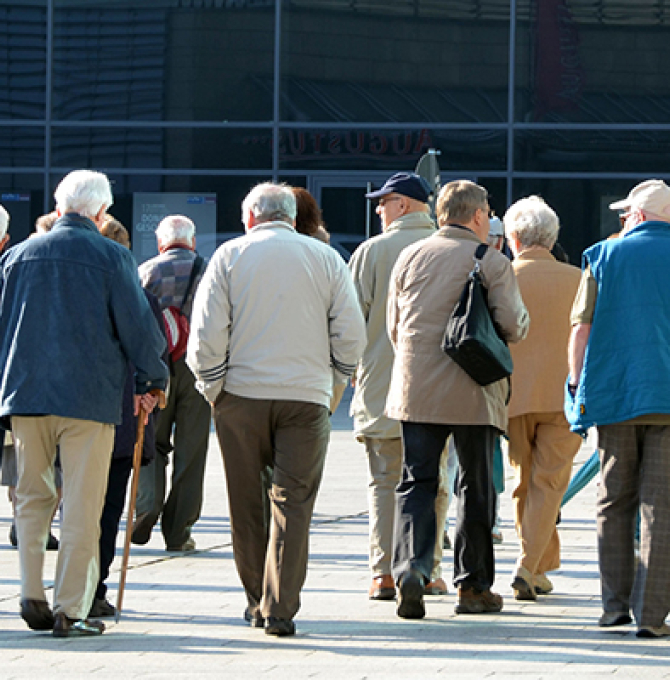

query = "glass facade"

[{"left": 1, "top": 0, "right": 669, "bottom": 262}]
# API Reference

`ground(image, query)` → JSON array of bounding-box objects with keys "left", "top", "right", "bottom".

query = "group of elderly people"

[
  {"left": 3, "top": 167, "right": 668, "bottom": 640},
  {"left": 352, "top": 174, "right": 670, "bottom": 639}
]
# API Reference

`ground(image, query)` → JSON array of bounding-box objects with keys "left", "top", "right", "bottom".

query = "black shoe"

[
  {"left": 89, "top": 597, "right": 116, "bottom": 618},
  {"left": 52, "top": 612, "right": 105, "bottom": 638},
  {"left": 396, "top": 569, "right": 426, "bottom": 619},
  {"left": 244, "top": 607, "right": 265, "bottom": 628},
  {"left": 265, "top": 616, "right": 295, "bottom": 637},
  {"left": 9, "top": 523, "right": 59, "bottom": 550},
  {"left": 131, "top": 513, "right": 156, "bottom": 545},
  {"left": 20, "top": 598, "right": 55, "bottom": 631}
]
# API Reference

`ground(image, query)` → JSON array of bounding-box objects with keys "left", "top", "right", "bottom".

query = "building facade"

[{"left": 1, "top": 0, "right": 669, "bottom": 260}]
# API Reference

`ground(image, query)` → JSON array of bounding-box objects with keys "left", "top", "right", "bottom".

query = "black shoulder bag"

[{"left": 441, "top": 243, "right": 513, "bottom": 386}]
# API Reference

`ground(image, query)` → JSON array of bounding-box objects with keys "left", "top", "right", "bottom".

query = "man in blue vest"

[{"left": 567, "top": 179, "right": 670, "bottom": 639}]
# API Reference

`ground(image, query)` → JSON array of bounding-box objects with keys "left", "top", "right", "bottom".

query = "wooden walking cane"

[{"left": 115, "top": 389, "right": 166, "bottom": 623}]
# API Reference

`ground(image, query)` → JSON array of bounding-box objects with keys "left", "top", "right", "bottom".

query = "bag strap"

[{"left": 180, "top": 255, "right": 204, "bottom": 314}]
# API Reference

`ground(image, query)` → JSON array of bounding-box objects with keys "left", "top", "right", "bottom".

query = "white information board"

[{"left": 132, "top": 192, "right": 217, "bottom": 264}]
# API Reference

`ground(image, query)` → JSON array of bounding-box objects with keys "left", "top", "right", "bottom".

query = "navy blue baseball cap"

[{"left": 366, "top": 172, "right": 432, "bottom": 203}]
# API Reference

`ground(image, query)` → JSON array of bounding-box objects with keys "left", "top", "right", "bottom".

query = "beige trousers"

[
  {"left": 364, "top": 437, "right": 403, "bottom": 576},
  {"left": 508, "top": 412, "right": 581, "bottom": 575},
  {"left": 12, "top": 416, "right": 114, "bottom": 619}
]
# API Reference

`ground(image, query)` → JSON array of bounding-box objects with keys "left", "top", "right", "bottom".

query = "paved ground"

[{"left": 1, "top": 392, "right": 668, "bottom": 678}]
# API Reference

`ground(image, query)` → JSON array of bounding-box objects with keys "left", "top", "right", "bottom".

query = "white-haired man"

[
  {"left": 133, "top": 215, "right": 210, "bottom": 552},
  {"left": 187, "top": 182, "right": 366, "bottom": 636},
  {"left": 0, "top": 170, "right": 168, "bottom": 637}
]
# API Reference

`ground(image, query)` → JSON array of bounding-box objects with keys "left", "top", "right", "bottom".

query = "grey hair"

[
  {"left": 54, "top": 170, "right": 113, "bottom": 219},
  {"left": 242, "top": 182, "right": 297, "bottom": 225},
  {"left": 155, "top": 215, "right": 196, "bottom": 244},
  {"left": 503, "top": 195, "right": 559, "bottom": 250},
  {"left": 0, "top": 204, "right": 9, "bottom": 239}
]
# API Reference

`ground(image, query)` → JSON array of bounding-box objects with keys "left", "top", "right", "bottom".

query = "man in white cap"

[{"left": 567, "top": 179, "right": 670, "bottom": 638}]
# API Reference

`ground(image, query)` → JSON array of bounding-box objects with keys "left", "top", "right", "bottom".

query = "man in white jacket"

[{"left": 187, "top": 182, "right": 366, "bottom": 637}]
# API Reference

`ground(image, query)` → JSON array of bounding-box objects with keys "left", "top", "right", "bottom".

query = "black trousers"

[
  {"left": 393, "top": 421, "right": 497, "bottom": 592},
  {"left": 96, "top": 456, "right": 133, "bottom": 601}
]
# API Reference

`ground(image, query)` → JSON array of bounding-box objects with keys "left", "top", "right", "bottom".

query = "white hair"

[
  {"left": 155, "top": 215, "right": 196, "bottom": 245},
  {"left": 503, "top": 195, "right": 559, "bottom": 250},
  {"left": 0, "top": 204, "right": 9, "bottom": 239},
  {"left": 53, "top": 169, "right": 113, "bottom": 219},
  {"left": 242, "top": 182, "right": 297, "bottom": 225}
]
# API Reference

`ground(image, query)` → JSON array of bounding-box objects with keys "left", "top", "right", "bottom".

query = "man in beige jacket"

[
  {"left": 386, "top": 180, "right": 529, "bottom": 619},
  {"left": 349, "top": 172, "right": 436, "bottom": 601},
  {"left": 503, "top": 196, "right": 582, "bottom": 601}
]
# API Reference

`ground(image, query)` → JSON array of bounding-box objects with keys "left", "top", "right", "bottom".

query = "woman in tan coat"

[{"left": 503, "top": 196, "right": 582, "bottom": 601}]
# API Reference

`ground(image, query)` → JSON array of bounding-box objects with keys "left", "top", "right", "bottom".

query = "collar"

[
  {"left": 386, "top": 211, "right": 436, "bottom": 233},
  {"left": 53, "top": 212, "right": 98, "bottom": 233},
  {"left": 514, "top": 246, "right": 555, "bottom": 262},
  {"left": 624, "top": 219, "right": 670, "bottom": 238},
  {"left": 248, "top": 220, "right": 296, "bottom": 234},
  {"left": 437, "top": 224, "right": 482, "bottom": 243}
]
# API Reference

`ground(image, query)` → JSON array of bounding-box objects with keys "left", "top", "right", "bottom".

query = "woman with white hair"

[{"left": 503, "top": 196, "right": 583, "bottom": 601}]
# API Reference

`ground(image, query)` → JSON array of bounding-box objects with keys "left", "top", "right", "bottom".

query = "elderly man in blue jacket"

[
  {"left": 567, "top": 179, "right": 670, "bottom": 639},
  {"left": 0, "top": 170, "right": 168, "bottom": 638}
]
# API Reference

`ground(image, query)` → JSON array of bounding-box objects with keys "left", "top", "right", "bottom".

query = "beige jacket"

[
  {"left": 385, "top": 226, "right": 529, "bottom": 431},
  {"left": 508, "top": 248, "right": 581, "bottom": 419},
  {"left": 349, "top": 211, "right": 436, "bottom": 439}
]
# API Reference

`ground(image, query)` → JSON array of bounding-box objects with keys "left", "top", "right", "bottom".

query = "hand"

[{"left": 133, "top": 393, "right": 158, "bottom": 425}]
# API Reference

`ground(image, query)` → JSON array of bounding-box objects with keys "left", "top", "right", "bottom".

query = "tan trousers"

[
  {"left": 12, "top": 416, "right": 114, "bottom": 619},
  {"left": 364, "top": 437, "right": 403, "bottom": 576},
  {"left": 508, "top": 412, "right": 581, "bottom": 575},
  {"left": 214, "top": 392, "right": 330, "bottom": 621}
]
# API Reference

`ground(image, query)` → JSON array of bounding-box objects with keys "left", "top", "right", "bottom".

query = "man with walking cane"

[{"left": 0, "top": 170, "right": 168, "bottom": 637}]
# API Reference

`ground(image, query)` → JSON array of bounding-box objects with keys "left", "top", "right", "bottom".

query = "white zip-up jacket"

[{"left": 186, "top": 221, "right": 366, "bottom": 408}]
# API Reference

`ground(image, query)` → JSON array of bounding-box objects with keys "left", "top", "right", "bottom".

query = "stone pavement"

[{"left": 1, "top": 393, "right": 669, "bottom": 679}]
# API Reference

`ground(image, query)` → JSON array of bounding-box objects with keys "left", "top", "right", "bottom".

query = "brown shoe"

[
  {"left": 454, "top": 587, "right": 503, "bottom": 614},
  {"left": 369, "top": 574, "right": 395, "bottom": 601},
  {"left": 20, "top": 599, "right": 54, "bottom": 631},
  {"left": 52, "top": 612, "right": 105, "bottom": 638},
  {"left": 425, "top": 578, "right": 448, "bottom": 595}
]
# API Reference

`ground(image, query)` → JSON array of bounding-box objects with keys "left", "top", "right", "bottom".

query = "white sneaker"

[{"left": 637, "top": 623, "right": 670, "bottom": 638}]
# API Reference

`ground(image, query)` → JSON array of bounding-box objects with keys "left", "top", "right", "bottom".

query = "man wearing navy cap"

[{"left": 349, "top": 172, "right": 436, "bottom": 602}]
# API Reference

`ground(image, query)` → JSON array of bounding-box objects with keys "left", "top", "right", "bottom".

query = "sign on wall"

[{"left": 132, "top": 192, "right": 217, "bottom": 264}]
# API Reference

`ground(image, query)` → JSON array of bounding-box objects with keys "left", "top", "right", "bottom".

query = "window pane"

[
  {"left": 281, "top": 2, "right": 509, "bottom": 123},
  {"left": 512, "top": 177, "right": 635, "bottom": 264},
  {"left": 0, "top": 174, "right": 46, "bottom": 245},
  {"left": 51, "top": 126, "right": 272, "bottom": 170},
  {"left": 516, "top": 1, "right": 670, "bottom": 123},
  {"left": 279, "top": 127, "right": 507, "bottom": 172},
  {"left": 515, "top": 130, "right": 670, "bottom": 174},
  {"left": 53, "top": 2, "right": 275, "bottom": 122},
  {"left": 0, "top": 125, "right": 45, "bottom": 167},
  {"left": 0, "top": 4, "right": 47, "bottom": 120}
]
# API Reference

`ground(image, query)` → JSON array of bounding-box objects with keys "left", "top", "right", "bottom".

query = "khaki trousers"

[
  {"left": 508, "top": 411, "right": 581, "bottom": 575},
  {"left": 364, "top": 437, "right": 402, "bottom": 576},
  {"left": 214, "top": 392, "right": 330, "bottom": 621},
  {"left": 12, "top": 416, "right": 114, "bottom": 619}
]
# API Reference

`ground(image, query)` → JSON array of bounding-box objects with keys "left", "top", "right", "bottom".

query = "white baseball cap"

[
  {"left": 609, "top": 179, "right": 670, "bottom": 218},
  {"left": 488, "top": 216, "right": 504, "bottom": 237}
]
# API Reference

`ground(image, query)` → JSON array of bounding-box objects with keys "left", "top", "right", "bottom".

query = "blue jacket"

[
  {"left": 565, "top": 220, "right": 670, "bottom": 433},
  {"left": 0, "top": 213, "right": 168, "bottom": 426}
]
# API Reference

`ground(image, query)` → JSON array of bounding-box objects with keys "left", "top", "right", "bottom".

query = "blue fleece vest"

[{"left": 565, "top": 221, "right": 670, "bottom": 434}]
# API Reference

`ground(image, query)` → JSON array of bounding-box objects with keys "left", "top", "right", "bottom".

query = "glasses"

[
  {"left": 378, "top": 196, "right": 402, "bottom": 208},
  {"left": 618, "top": 212, "right": 631, "bottom": 228}
]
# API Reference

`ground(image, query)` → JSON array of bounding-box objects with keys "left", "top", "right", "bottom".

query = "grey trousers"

[
  {"left": 136, "top": 356, "right": 211, "bottom": 548},
  {"left": 597, "top": 422, "right": 670, "bottom": 628},
  {"left": 214, "top": 392, "right": 330, "bottom": 621}
]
